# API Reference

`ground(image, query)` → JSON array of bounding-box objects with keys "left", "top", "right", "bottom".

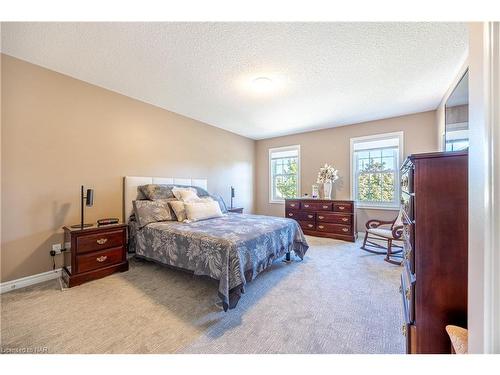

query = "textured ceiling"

[{"left": 1, "top": 22, "right": 468, "bottom": 139}]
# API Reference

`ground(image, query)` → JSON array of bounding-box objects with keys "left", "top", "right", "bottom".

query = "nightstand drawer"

[
  {"left": 76, "top": 229, "right": 124, "bottom": 254},
  {"left": 77, "top": 247, "right": 124, "bottom": 273}
]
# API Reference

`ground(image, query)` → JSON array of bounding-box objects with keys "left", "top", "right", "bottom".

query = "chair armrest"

[
  {"left": 365, "top": 219, "right": 395, "bottom": 229},
  {"left": 392, "top": 225, "right": 404, "bottom": 240}
]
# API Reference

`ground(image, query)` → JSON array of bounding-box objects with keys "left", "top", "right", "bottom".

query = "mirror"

[{"left": 445, "top": 70, "right": 469, "bottom": 151}]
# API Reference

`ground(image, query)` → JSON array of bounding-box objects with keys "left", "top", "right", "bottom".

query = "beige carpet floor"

[{"left": 0, "top": 236, "right": 404, "bottom": 354}]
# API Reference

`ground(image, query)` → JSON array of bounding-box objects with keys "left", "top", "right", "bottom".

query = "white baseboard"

[{"left": 0, "top": 268, "right": 62, "bottom": 294}]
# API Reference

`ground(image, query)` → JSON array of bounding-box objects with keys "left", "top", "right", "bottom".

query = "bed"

[{"left": 124, "top": 176, "right": 309, "bottom": 311}]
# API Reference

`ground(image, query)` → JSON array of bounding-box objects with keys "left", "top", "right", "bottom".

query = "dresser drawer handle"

[
  {"left": 402, "top": 324, "right": 407, "bottom": 337},
  {"left": 342, "top": 228, "right": 349, "bottom": 232},
  {"left": 307, "top": 215, "right": 313, "bottom": 218},
  {"left": 342, "top": 218, "right": 348, "bottom": 222},
  {"left": 338, "top": 206, "right": 345, "bottom": 210},
  {"left": 318, "top": 216, "right": 324, "bottom": 219},
  {"left": 96, "top": 255, "right": 108, "bottom": 263},
  {"left": 308, "top": 224, "right": 313, "bottom": 228},
  {"left": 290, "top": 203, "right": 296, "bottom": 207},
  {"left": 304, "top": 204, "right": 310, "bottom": 208},
  {"left": 322, "top": 205, "right": 329, "bottom": 209},
  {"left": 288, "top": 213, "right": 294, "bottom": 217},
  {"left": 318, "top": 225, "right": 324, "bottom": 229},
  {"left": 96, "top": 238, "right": 108, "bottom": 245}
]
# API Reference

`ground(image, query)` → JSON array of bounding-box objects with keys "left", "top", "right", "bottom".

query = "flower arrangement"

[{"left": 316, "top": 163, "right": 339, "bottom": 184}]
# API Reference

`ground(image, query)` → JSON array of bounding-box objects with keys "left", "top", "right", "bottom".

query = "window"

[
  {"left": 269, "top": 145, "right": 300, "bottom": 203},
  {"left": 350, "top": 132, "right": 403, "bottom": 209}
]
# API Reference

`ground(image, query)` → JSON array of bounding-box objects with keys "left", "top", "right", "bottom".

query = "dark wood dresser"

[
  {"left": 285, "top": 199, "right": 357, "bottom": 242},
  {"left": 400, "top": 151, "right": 468, "bottom": 354},
  {"left": 62, "top": 223, "right": 129, "bottom": 287}
]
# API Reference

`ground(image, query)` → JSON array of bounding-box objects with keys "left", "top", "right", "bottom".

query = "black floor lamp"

[{"left": 71, "top": 185, "right": 94, "bottom": 228}]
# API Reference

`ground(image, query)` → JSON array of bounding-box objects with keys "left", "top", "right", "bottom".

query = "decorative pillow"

[
  {"left": 133, "top": 199, "right": 175, "bottom": 228},
  {"left": 169, "top": 200, "right": 188, "bottom": 222},
  {"left": 184, "top": 200, "right": 223, "bottom": 222},
  {"left": 209, "top": 194, "right": 228, "bottom": 213},
  {"left": 139, "top": 184, "right": 210, "bottom": 200},
  {"left": 139, "top": 184, "right": 175, "bottom": 200},
  {"left": 172, "top": 187, "right": 200, "bottom": 202}
]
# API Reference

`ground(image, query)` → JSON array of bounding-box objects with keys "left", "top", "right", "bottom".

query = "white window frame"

[
  {"left": 269, "top": 145, "right": 301, "bottom": 204},
  {"left": 350, "top": 131, "right": 404, "bottom": 210}
]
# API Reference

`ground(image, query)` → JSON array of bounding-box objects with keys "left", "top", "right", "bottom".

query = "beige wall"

[
  {"left": 0, "top": 54, "right": 255, "bottom": 282},
  {"left": 255, "top": 111, "right": 438, "bottom": 231}
]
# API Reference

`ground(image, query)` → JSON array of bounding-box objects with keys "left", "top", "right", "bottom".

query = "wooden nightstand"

[
  {"left": 228, "top": 207, "right": 244, "bottom": 213},
  {"left": 61, "top": 223, "right": 128, "bottom": 287}
]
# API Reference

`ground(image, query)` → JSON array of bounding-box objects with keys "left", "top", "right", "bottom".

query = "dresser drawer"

[
  {"left": 285, "top": 200, "right": 301, "bottom": 210},
  {"left": 316, "top": 223, "right": 352, "bottom": 235},
  {"left": 401, "top": 261, "right": 416, "bottom": 323},
  {"left": 299, "top": 221, "right": 316, "bottom": 231},
  {"left": 401, "top": 192, "right": 414, "bottom": 221},
  {"left": 317, "top": 212, "right": 351, "bottom": 224},
  {"left": 76, "top": 246, "right": 124, "bottom": 273},
  {"left": 286, "top": 211, "right": 316, "bottom": 221},
  {"left": 301, "top": 202, "right": 332, "bottom": 211},
  {"left": 76, "top": 229, "right": 125, "bottom": 254},
  {"left": 333, "top": 202, "right": 353, "bottom": 213}
]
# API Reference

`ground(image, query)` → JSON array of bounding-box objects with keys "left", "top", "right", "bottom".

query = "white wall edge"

[{"left": 0, "top": 268, "right": 62, "bottom": 294}]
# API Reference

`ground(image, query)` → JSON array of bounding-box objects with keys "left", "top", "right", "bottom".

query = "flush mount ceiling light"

[{"left": 251, "top": 77, "right": 274, "bottom": 93}]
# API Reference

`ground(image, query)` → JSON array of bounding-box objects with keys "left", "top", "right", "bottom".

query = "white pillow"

[
  {"left": 184, "top": 200, "right": 223, "bottom": 222},
  {"left": 171, "top": 187, "right": 200, "bottom": 202}
]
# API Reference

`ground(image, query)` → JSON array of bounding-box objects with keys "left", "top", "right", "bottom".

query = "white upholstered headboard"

[{"left": 123, "top": 176, "right": 208, "bottom": 221}]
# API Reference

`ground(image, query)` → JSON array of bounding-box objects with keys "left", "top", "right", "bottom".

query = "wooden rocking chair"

[{"left": 361, "top": 209, "right": 404, "bottom": 265}]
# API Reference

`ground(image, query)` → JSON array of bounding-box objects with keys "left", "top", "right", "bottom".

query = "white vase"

[{"left": 323, "top": 181, "right": 332, "bottom": 199}]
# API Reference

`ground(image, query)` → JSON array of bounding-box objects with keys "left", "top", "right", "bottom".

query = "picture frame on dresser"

[{"left": 285, "top": 198, "right": 357, "bottom": 242}]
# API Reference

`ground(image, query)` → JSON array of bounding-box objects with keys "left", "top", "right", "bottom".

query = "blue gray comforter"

[{"left": 131, "top": 213, "right": 309, "bottom": 310}]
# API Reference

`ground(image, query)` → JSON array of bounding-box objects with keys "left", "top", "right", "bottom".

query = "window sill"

[
  {"left": 356, "top": 204, "right": 399, "bottom": 211},
  {"left": 269, "top": 200, "right": 286, "bottom": 205}
]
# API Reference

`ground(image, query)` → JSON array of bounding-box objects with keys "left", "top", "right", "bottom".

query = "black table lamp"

[
  {"left": 71, "top": 185, "right": 94, "bottom": 228},
  {"left": 230, "top": 186, "right": 235, "bottom": 209}
]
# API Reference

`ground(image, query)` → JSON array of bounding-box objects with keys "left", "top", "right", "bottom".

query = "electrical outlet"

[
  {"left": 52, "top": 243, "right": 62, "bottom": 254},
  {"left": 64, "top": 242, "right": 71, "bottom": 250}
]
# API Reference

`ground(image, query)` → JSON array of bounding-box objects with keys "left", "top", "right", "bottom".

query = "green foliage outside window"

[
  {"left": 357, "top": 158, "right": 395, "bottom": 203},
  {"left": 273, "top": 158, "right": 298, "bottom": 199}
]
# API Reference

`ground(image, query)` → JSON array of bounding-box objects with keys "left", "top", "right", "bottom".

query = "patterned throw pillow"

[
  {"left": 138, "top": 184, "right": 175, "bottom": 200},
  {"left": 133, "top": 199, "right": 175, "bottom": 228},
  {"left": 169, "top": 200, "right": 188, "bottom": 222}
]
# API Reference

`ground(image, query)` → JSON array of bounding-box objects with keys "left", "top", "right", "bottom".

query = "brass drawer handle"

[
  {"left": 342, "top": 228, "right": 349, "bottom": 232},
  {"left": 322, "top": 205, "right": 328, "bottom": 209},
  {"left": 96, "top": 238, "right": 108, "bottom": 245},
  {"left": 304, "top": 204, "right": 310, "bottom": 208},
  {"left": 342, "top": 218, "right": 348, "bottom": 222},
  {"left": 318, "top": 225, "right": 324, "bottom": 229},
  {"left": 96, "top": 255, "right": 108, "bottom": 263},
  {"left": 307, "top": 215, "right": 313, "bottom": 218},
  {"left": 288, "top": 213, "right": 294, "bottom": 216},
  {"left": 318, "top": 216, "right": 324, "bottom": 219},
  {"left": 405, "top": 287, "right": 411, "bottom": 300},
  {"left": 338, "top": 206, "right": 345, "bottom": 210},
  {"left": 402, "top": 324, "right": 407, "bottom": 337},
  {"left": 290, "top": 203, "right": 296, "bottom": 207},
  {"left": 308, "top": 224, "right": 313, "bottom": 228}
]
